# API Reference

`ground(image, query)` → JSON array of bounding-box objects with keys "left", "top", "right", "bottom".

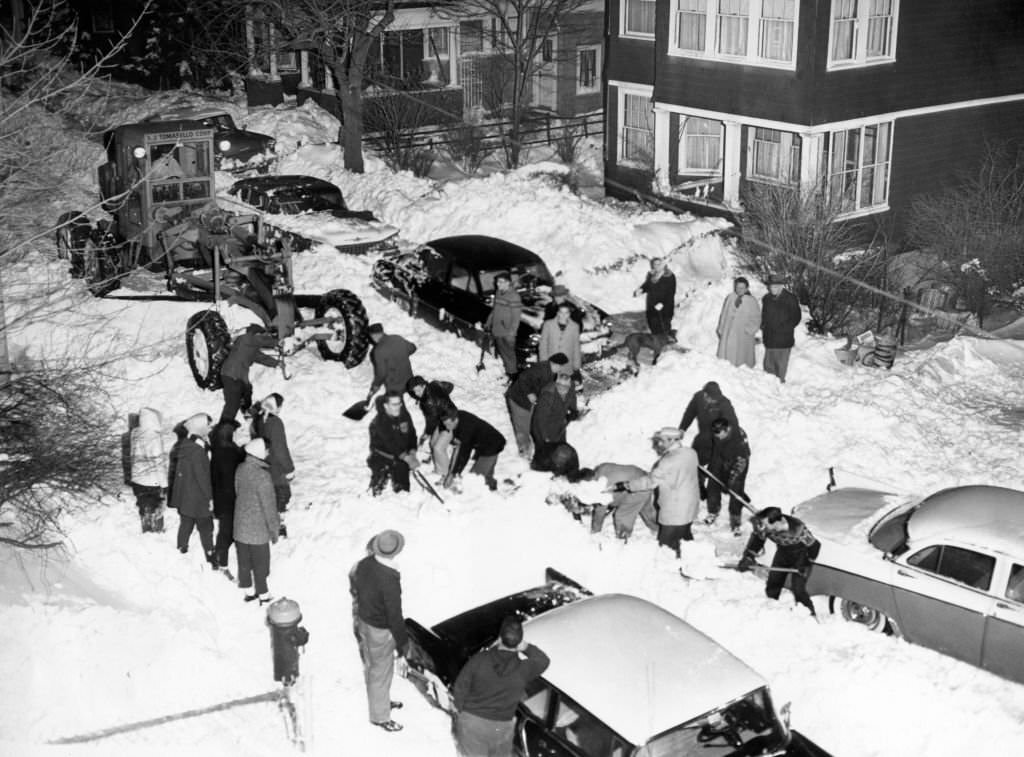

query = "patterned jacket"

[{"left": 746, "top": 514, "right": 818, "bottom": 556}]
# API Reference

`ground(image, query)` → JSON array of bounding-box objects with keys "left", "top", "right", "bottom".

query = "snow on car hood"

[
  {"left": 262, "top": 210, "right": 399, "bottom": 248},
  {"left": 794, "top": 488, "right": 912, "bottom": 550}
]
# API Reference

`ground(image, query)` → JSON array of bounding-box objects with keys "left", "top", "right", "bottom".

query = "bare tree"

[
  {"left": 739, "top": 183, "right": 888, "bottom": 336},
  {"left": 906, "top": 142, "right": 1024, "bottom": 327},
  {"left": 441, "top": 0, "right": 591, "bottom": 168}
]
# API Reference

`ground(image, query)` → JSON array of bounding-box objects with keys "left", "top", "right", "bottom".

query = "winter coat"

[
  {"left": 252, "top": 412, "right": 294, "bottom": 485},
  {"left": 130, "top": 408, "right": 168, "bottom": 487},
  {"left": 530, "top": 383, "right": 578, "bottom": 447},
  {"left": 210, "top": 422, "right": 245, "bottom": 519},
  {"left": 453, "top": 644, "right": 550, "bottom": 721},
  {"left": 746, "top": 515, "right": 818, "bottom": 558},
  {"left": 716, "top": 292, "right": 761, "bottom": 368},
  {"left": 352, "top": 555, "right": 408, "bottom": 650},
  {"left": 537, "top": 319, "right": 582, "bottom": 372},
  {"left": 449, "top": 410, "right": 506, "bottom": 476},
  {"left": 678, "top": 389, "right": 739, "bottom": 435},
  {"left": 221, "top": 327, "right": 279, "bottom": 382},
  {"left": 369, "top": 400, "right": 417, "bottom": 459},
  {"left": 640, "top": 270, "right": 677, "bottom": 329},
  {"left": 485, "top": 289, "right": 523, "bottom": 339},
  {"left": 542, "top": 299, "right": 585, "bottom": 326},
  {"left": 628, "top": 443, "right": 701, "bottom": 526},
  {"left": 168, "top": 436, "right": 213, "bottom": 518},
  {"left": 412, "top": 380, "right": 455, "bottom": 437},
  {"left": 506, "top": 360, "right": 559, "bottom": 410},
  {"left": 760, "top": 289, "right": 802, "bottom": 349},
  {"left": 233, "top": 455, "right": 279, "bottom": 545},
  {"left": 595, "top": 462, "right": 651, "bottom": 513},
  {"left": 370, "top": 334, "right": 417, "bottom": 395},
  {"left": 710, "top": 426, "right": 751, "bottom": 487}
]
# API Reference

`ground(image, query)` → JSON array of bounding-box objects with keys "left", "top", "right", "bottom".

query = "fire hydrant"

[{"left": 266, "top": 597, "right": 310, "bottom": 685}]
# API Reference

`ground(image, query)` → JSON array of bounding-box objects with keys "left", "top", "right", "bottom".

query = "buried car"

[
  {"left": 220, "top": 175, "right": 400, "bottom": 255},
  {"left": 794, "top": 485, "right": 1024, "bottom": 683},
  {"left": 371, "top": 235, "right": 613, "bottom": 371},
  {"left": 146, "top": 108, "right": 275, "bottom": 170},
  {"left": 403, "top": 569, "right": 830, "bottom": 757}
]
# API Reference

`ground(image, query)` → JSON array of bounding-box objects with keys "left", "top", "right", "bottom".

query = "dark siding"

[
  {"left": 605, "top": 0, "right": 656, "bottom": 85},
  {"left": 887, "top": 100, "right": 1024, "bottom": 234},
  {"left": 811, "top": 0, "right": 1024, "bottom": 123},
  {"left": 555, "top": 9, "right": 604, "bottom": 116}
]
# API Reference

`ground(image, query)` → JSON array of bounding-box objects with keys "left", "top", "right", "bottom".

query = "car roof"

[
  {"left": 523, "top": 594, "right": 766, "bottom": 746},
  {"left": 156, "top": 107, "right": 231, "bottom": 121},
  {"left": 230, "top": 175, "right": 339, "bottom": 194},
  {"left": 909, "top": 485, "right": 1024, "bottom": 557},
  {"left": 426, "top": 235, "right": 546, "bottom": 270}
]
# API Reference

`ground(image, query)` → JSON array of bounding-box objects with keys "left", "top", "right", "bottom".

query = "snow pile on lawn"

[{"left": 3, "top": 92, "right": 1024, "bottom": 757}]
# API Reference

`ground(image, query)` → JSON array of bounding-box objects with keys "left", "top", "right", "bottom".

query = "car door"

[
  {"left": 889, "top": 543, "right": 996, "bottom": 666},
  {"left": 982, "top": 560, "right": 1024, "bottom": 683},
  {"left": 444, "top": 263, "right": 489, "bottom": 337}
]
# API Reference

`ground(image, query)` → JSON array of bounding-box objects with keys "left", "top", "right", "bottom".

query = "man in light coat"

[
  {"left": 169, "top": 412, "right": 216, "bottom": 566},
  {"left": 760, "top": 273, "right": 802, "bottom": 382},
  {"left": 130, "top": 407, "right": 168, "bottom": 533},
  {"left": 252, "top": 393, "right": 294, "bottom": 537},
  {"left": 485, "top": 273, "right": 523, "bottom": 379},
  {"left": 538, "top": 303, "right": 582, "bottom": 377},
  {"left": 616, "top": 427, "right": 701, "bottom": 556},
  {"left": 233, "top": 438, "right": 280, "bottom": 604},
  {"left": 716, "top": 277, "right": 761, "bottom": 368}
]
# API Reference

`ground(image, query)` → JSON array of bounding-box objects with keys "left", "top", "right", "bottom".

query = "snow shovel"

[
  {"left": 698, "top": 464, "right": 759, "bottom": 515},
  {"left": 719, "top": 561, "right": 803, "bottom": 574},
  {"left": 342, "top": 399, "right": 372, "bottom": 421},
  {"left": 475, "top": 334, "right": 491, "bottom": 372},
  {"left": 412, "top": 469, "right": 445, "bottom": 504}
]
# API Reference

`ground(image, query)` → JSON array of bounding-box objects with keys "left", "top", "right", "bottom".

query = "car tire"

[
  {"left": 56, "top": 211, "right": 90, "bottom": 271},
  {"left": 186, "top": 311, "right": 231, "bottom": 390},
  {"left": 315, "top": 289, "right": 369, "bottom": 368},
  {"left": 83, "top": 243, "right": 123, "bottom": 298},
  {"left": 832, "top": 597, "right": 898, "bottom": 635}
]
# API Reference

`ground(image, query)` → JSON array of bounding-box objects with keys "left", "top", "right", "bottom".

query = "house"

[
  {"left": 245, "top": 1, "right": 605, "bottom": 130},
  {"left": 604, "top": 0, "right": 1024, "bottom": 229}
]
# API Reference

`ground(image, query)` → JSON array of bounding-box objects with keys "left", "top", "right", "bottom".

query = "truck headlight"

[
  {"left": 218, "top": 139, "right": 232, "bottom": 152},
  {"left": 132, "top": 146, "right": 146, "bottom": 159}
]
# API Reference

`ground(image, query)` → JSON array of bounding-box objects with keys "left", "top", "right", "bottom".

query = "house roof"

[
  {"left": 908, "top": 485, "right": 1024, "bottom": 557},
  {"left": 523, "top": 594, "right": 766, "bottom": 746}
]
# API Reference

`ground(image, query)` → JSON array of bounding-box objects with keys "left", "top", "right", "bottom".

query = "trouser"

[
  {"left": 766, "top": 542, "right": 821, "bottom": 615},
  {"left": 132, "top": 484, "right": 164, "bottom": 533},
  {"left": 493, "top": 336, "right": 518, "bottom": 376},
  {"left": 220, "top": 376, "right": 252, "bottom": 422},
  {"left": 177, "top": 515, "right": 214, "bottom": 554},
  {"left": 214, "top": 514, "right": 234, "bottom": 567},
  {"left": 590, "top": 492, "right": 657, "bottom": 538},
  {"left": 706, "top": 469, "right": 748, "bottom": 527},
  {"left": 692, "top": 433, "right": 713, "bottom": 501},
  {"left": 470, "top": 454, "right": 499, "bottom": 490},
  {"left": 646, "top": 307, "right": 673, "bottom": 335},
  {"left": 356, "top": 619, "right": 396, "bottom": 724},
  {"left": 431, "top": 428, "right": 453, "bottom": 476},
  {"left": 764, "top": 347, "right": 792, "bottom": 382},
  {"left": 368, "top": 453, "right": 410, "bottom": 494},
  {"left": 658, "top": 523, "right": 694, "bottom": 557},
  {"left": 236, "top": 541, "right": 271, "bottom": 595},
  {"left": 274, "top": 481, "right": 292, "bottom": 512},
  {"left": 455, "top": 711, "right": 515, "bottom": 757},
  {"left": 506, "top": 399, "right": 533, "bottom": 456},
  {"left": 530, "top": 440, "right": 562, "bottom": 471}
]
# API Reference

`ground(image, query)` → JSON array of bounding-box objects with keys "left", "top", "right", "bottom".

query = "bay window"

[
  {"left": 824, "top": 122, "right": 892, "bottom": 213},
  {"left": 673, "top": 0, "right": 797, "bottom": 67},
  {"left": 749, "top": 128, "right": 801, "bottom": 184},
  {"left": 828, "top": 0, "right": 898, "bottom": 68},
  {"left": 680, "top": 117, "right": 723, "bottom": 173}
]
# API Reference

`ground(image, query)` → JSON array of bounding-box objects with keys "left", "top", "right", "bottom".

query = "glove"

[
  {"left": 654, "top": 303, "right": 663, "bottom": 311},
  {"left": 395, "top": 655, "right": 409, "bottom": 678},
  {"left": 611, "top": 481, "right": 629, "bottom": 493},
  {"left": 401, "top": 452, "right": 420, "bottom": 470},
  {"left": 285, "top": 472, "right": 295, "bottom": 482},
  {"left": 737, "top": 554, "right": 757, "bottom": 572}
]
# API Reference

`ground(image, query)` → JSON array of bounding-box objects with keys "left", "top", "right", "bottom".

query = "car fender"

[{"left": 807, "top": 540, "right": 900, "bottom": 620}]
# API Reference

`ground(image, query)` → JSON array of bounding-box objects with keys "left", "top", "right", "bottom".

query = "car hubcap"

[
  {"left": 840, "top": 599, "right": 884, "bottom": 630},
  {"left": 192, "top": 329, "right": 210, "bottom": 377},
  {"left": 322, "top": 307, "right": 347, "bottom": 354}
]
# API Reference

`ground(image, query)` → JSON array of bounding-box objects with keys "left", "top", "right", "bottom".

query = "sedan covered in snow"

[
  {"left": 145, "top": 107, "right": 275, "bottom": 170},
  {"left": 794, "top": 485, "right": 1024, "bottom": 683},
  {"left": 220, "top": 175, "right": 400, "bottom": 255},
  {"left": 403, "top": 569, "right": 831, "bottom": 757},
  {"left": 371, "top": 235, "right": 613, "bottom": 371}
]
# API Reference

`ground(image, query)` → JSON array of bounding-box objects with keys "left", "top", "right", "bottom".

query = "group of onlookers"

[{"left": 717, "top": 274, "right": 802, "bottom": 382}]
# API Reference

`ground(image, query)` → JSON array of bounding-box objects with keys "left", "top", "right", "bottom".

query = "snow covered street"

[{"left": 3, "top": 94, "right": 1024, "bottom": 757}]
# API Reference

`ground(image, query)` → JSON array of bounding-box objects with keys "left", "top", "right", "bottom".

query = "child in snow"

[{"left": 129, "top": 407, "right": 169, "bottom": 533}]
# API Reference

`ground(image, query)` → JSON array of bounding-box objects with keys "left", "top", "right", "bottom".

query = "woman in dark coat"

[
  {"left": 210, "top": 419, "right": 245, "bottom": 570},
  {"left": 634, "top": 258, "right": 676, "bottom": 335}
]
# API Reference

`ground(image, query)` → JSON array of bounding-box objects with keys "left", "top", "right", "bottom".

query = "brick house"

[{"left": 604, "top": 0, "right": 1024, "bottom": 229}]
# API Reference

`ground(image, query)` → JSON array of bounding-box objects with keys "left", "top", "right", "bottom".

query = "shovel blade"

[{"left": 342, "top": 400, "right": 370, "bottom": 421}]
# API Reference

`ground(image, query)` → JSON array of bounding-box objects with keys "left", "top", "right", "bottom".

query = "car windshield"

[
  {"left": 273, "top": 187, "right": 345, "bottom": 214},
  {"left": 868, "top": 501, "right": 917, "bottom": 555},
  {"left": 638, "top": 687, "right": 788, "bottom": 757},
  {"left": 500, "top": 262, "right": 553, "bottom": 293}
]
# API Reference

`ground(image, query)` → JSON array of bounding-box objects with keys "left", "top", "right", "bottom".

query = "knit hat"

[
  {"left": 371, "top": 529, "right": 405, "bottom": 558},
  {"left": 702, "top": 381, "right": 723, "bottom": 399},
  {"left": 245, "top": 438, "right": 268, "bottom": 460},
  {"left": 652, "top": 427, "right": 683, "bottom": 441},
  {"left": 183, "top": 412, "right": 211, "bottom": 436}
]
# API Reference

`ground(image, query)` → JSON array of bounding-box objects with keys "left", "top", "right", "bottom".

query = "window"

[
  {"left": 1006, "top": 564, "right": 1024, "bottom": 603},
  {"left": 750, "top": 127, "right": 801, "bottom": 184},
  {"left": 908, "top": 545, "right": 996, "bottom": 591},
  {"left": 577, "top": 46, "right": 600, "bottom": 93},
  {"left": 823, "top": 121, "right": 892, "bottom": 214},
  {"left": 428, "top": 27, "right": 450, "bottom": 57},
  {"left": 620, "top": 92, "right": 654, "bottom": 166},
  {"left": 552, "top": 695, "right": 627, "bottom": 757},
  {"left": 521, "top": 678, "right": 550, "bottom": 719},
  {"left": 672, "top": 0, "right": 797, "bottom": 66},
  {"left": 460, "top": 20, "right": 485, "bottom": 54},
  {"left": 623, "top": 0, "right": 657, "bottom": 37},
  {"left": 276, "top": 51, "right": 298, "bottom": 72},
  {"left": 681, "top": 117, "right": 723, "bottom": 173},
  {"left": 828, "top": 0, "right": 898, "bottom": 68},
  {"left": 92, "top": 0, "right": 115, "bottom": 33}
]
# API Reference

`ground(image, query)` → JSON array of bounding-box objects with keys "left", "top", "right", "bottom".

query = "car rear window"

[{"left": 552, "top": 693, "right": 628, "bottom": 757}]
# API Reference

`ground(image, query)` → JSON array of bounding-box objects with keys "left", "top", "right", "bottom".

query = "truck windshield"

[
  {"left": 639, "top": 687, "right": 789, "bottom": 757},
  {"left": 149, "top": 139, "right": 212, "bottom": 204}
]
